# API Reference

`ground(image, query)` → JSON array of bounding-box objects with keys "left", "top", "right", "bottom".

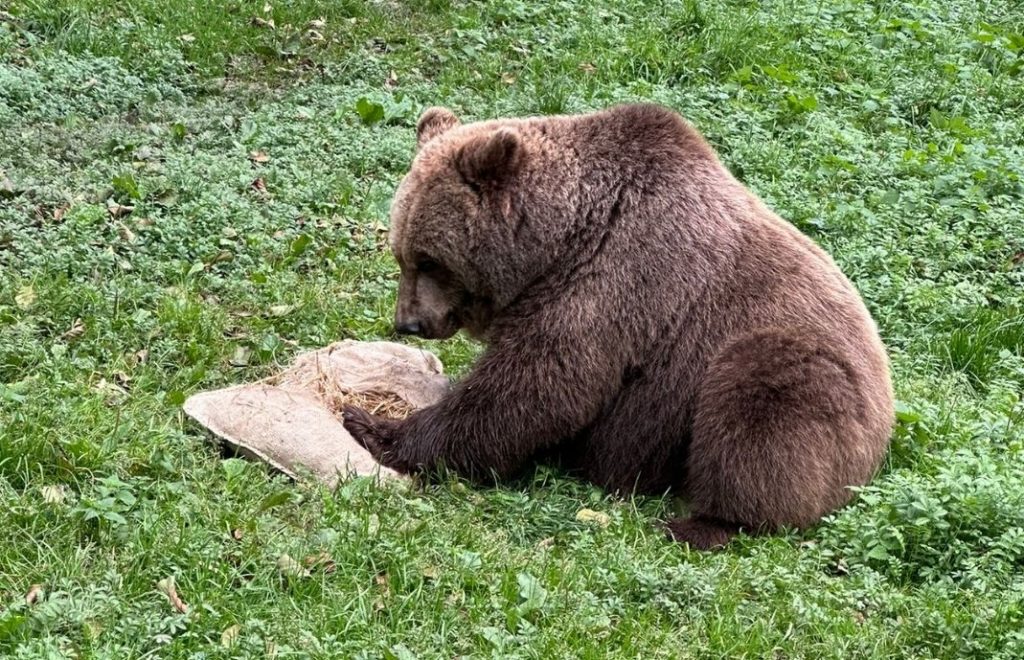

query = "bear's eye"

[{"left": 416, "top": 258, "right": 441, "bottom": 274}]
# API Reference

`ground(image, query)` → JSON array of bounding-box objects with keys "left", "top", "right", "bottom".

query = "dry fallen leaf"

[
  {"left": 248, "top": 150, "right": 270, "bottom": 164},
  {"left": 41, "top": 485, "right": 66, "bottom": 505},
  {"left": 277, "top": 553, "right": 311, "bottom": 579},
  {"left": 15, "top": 284, "right": 36, "bottom": 309},
  {"left": 303, "top": 551, "right": 336, "bottom": 574},
  {"left": 444, "top": 590, "right": 465, "bottom": 608},
  {"left": 25, "top": 584, "right": 44, "bottom": 606},
  {"left": 308, "top": 17, "right": 326, "bottom": 29},
  {"left": 252, "top": 16, "right": 275, "bottom": 29},
  {"left": 0, "top": 176, "right": 19, "bottom": 198},
  {"left": 118, "top": 222, "right": 137, "bottom": 243},
  {"left": 83, "top": 619, "right": 104, "bottom": 642},
  {"left": 267, "top": 304, "right": 297, "bottom": 317},
  {"left": 230, "top": 346, "right": 253, "bottom": 367},
  {"left": 384, "top": 70, "right": 398, "bottom": 89},
  {"left": 61, "top": 318, "right": 85, "bottom": 341},
  {"left": 251, "top": 178, "right": 268, "bottom": 195},
  {"left": 307, "top": 29, "right": 325, "bottom": 42},
  {"left": 575, "top": 508, "right": 611, "bottom": 528},
  {"left": 93, "top": 378, "right": 129, "bottom": 405},
  {"left": 501, "top": 72, "right": 517, "bottom": 85},
  {"left": 373, "top": 571, "right": 391, "bottom": 610},
  {"left": 536, "top": 536, "right": 555, "bottom": 550},
  {"left": 52, "top": 206, "right": 67, "bottom": 222},
  {"left": 221, "top": 624, "right": 241, "bottom": 648},
  {"left": 232, "top": 528, "right": 244, "bottom": 541},
  {"left": 179, "top": 34, "right": 195, "bottom": 43},
  {"left": 421, "top": 565, "right": 440, "bottom": 580},
  {"left": 579, "top": 62, "right": 597, "bottom": 74},
  {"left": 158, "top": 577, "right": 189, "bottom": 614},
  {"left": 133, "top": 349, "right": 149, "bottom": 365},
  {"left": 106, "top": 202, "right": 134, "bottom": 218}
]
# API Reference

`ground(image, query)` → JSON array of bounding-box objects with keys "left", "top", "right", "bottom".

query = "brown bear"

[{"left": 342, "top": 103, "right": 894, "bottom": 550}]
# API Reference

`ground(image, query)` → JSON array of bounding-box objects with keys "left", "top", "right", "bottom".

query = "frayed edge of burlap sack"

[{"left": 183, "top": 340, "right": 449, "bottom": 487}]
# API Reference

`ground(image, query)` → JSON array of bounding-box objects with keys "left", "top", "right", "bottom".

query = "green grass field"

[{"left": 2, "top": 0, "right": 1023, "bottom": 656}]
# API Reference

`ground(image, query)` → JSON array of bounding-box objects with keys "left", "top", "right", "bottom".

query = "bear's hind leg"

[{"left": 678, "top": 328, "right": 886, "bottom": 549}]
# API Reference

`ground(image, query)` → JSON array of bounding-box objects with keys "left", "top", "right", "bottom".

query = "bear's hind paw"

[{"left": 665, "top": 516, "right": 739, "bottom": 551}]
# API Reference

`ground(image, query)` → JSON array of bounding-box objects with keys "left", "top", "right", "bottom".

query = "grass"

[{"left": 1, "top": 0, "right": 1023, "bottom": 656}]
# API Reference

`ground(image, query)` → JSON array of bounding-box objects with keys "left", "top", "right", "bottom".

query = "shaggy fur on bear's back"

[{"left": 343, "top": 103, "right": 895, "bottom": 549}]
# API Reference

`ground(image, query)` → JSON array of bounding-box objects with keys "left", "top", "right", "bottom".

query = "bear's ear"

[
  {"left": 456, "top": 128, "right": 523, "bottom": 187},
  {"left": 416, "top": 107, "right": 461, "bottom": 148}
]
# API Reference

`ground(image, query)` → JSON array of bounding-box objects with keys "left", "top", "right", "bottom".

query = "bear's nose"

[{"left": 395, "top": 320, "right": 423, "bottom": 336}]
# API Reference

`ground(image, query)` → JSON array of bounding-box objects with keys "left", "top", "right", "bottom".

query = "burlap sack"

[{"left": 183, "top": 341, "right": 448, "bottom": 486}]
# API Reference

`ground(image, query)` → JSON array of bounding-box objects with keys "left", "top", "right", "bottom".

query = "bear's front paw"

[{"left": 341, "top": 406, "right": 409, "bottom": 471}]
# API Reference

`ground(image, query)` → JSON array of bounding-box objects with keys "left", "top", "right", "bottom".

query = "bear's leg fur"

[
  {"left": 573, "top": 360, "right": 694, "bottom": 496},
  {"left": 673, "top": 327, "right": 874, "bottom": 549},
  {"left": 345, "top": 322, "right": 629, "bottom": 482},
  {"left": 664, "top": 515, "right": 740, "bottom": 550}
]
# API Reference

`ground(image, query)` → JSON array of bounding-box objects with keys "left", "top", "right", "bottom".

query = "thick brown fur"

[{"left": 342, "top": 103, "right": 895, "bottom": 550}]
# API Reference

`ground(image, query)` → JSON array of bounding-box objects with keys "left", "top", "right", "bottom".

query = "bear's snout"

[{"left": 395, "top": 320, "right": 423, "bottom": 336}]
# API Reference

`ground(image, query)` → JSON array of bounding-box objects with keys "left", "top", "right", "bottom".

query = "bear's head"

[{"left": 387, "top": 107, "right": 574, "bottom": 341}]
